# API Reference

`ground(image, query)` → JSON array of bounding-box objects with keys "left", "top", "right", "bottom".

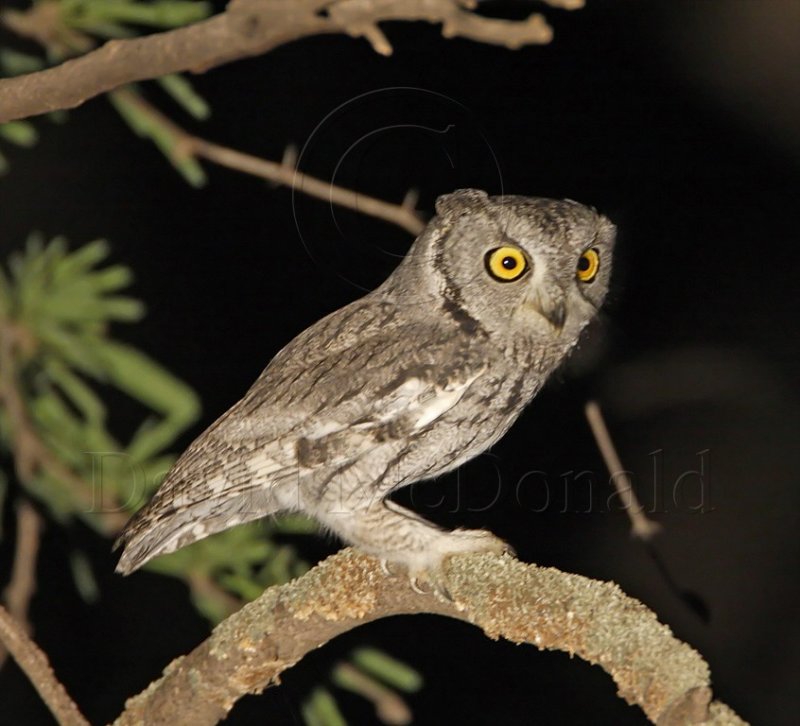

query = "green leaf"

[
  {"left": 44, "top": 358, "right": 106, "bottom": 426},
  {"left": 350, "top": 649, "right": 423, "bottom": 693},
  {"left": 30, "top": 390, "right": 92, "bottom": 467},
  {"left": 25, "top": 471, "right": 80, "bottom": 522},
  {"left": 92, "top": 339, "right": 200, "bottom": 460},
  {"left": 0, "top": 48, "right": 45, "bottom": 76},
  {"left": 70, "top": 549, "right": 100, "bottom": 603},
  {"left": 83, "top": 264, "right": 134, "bottom": 293},
  {"left": 0, "top": 121, "right": 39, "bottom": 148},
  {"left": 63, "top": 0, "right": 213, "bottom": 29},
  {"left": 260, "top": 544, "right": 296, "bottom": 586},
  {"left": 37, "top": 327, "right": 108, "bottom": 379},
  {"left": 47, "top": 110, "right": 69, "bottom": 125},
  {"left": 270, "top": 513, "right": 318, "bottom": 535},
  {"left": 217, "top": 572, "right": 264, "bottom": 602},
  {"left": 66, "top": 18, "right": 136, "bottom": 39},
  {"left": 36, "top": 293, "right": 145, "bottom": 325},
  {"left": 51, "top": 239, "right": 110, "bottom": 284},
  {"left": 302, "top": 688, "right": 348, "bottom": 726},
  {"left": 109, "top": 88, "right": 207, "bottom": 187},
  {"left": 98, "top": 296, "right": 147, "bottom": 321},
  {"left": 157, "top": 74, "right": 210, "bottom": 120}
]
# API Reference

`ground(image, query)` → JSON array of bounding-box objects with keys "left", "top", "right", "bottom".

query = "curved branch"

[
  {"left": 113, "top": 549, "right": 746, "bottom": 726},
  {"left": 0, "top": 0, "right": 575, "bottom": 124},
  {"left": 0, "top": 604, "right": 89, "bottom": 726}
]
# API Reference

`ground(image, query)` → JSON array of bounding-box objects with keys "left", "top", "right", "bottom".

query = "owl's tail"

[{"left": 114, "top": 486, "right": 281, "bottom": 575}]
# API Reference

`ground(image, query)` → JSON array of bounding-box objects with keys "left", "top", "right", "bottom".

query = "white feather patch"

[{"left": 412, "top": 372, "right": 482, "bottom": 429}]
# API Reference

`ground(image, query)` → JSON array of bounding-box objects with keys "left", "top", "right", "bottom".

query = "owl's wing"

[{"left": 115, "top": 317, "right": 492, "bottom": 574}]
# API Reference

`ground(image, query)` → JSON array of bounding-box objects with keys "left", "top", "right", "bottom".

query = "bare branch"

[
  {"left": 0, "top": 604, "right": 89, "bottom": 726},
  {"left": 113, "top": 549, "right": 745, "bottom": 726},
  {"left": 0, "top": 0, "right": 581, "bottom": 124},
  {"left": 585, "top": 399, "right": 662, "bottom": 540},
  {"left": 332, "top": 661, "right": 413, "bottom": 724},
  {"left": 111, "top": 87, "right": 426, "bottom": 234},
  {"left": 0, "top": 499, "right": 42, "bottom": 669}
]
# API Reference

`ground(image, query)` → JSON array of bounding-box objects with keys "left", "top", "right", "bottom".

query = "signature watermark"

[{"left": 84, "top": 447, "right": 713, "bottom": 517}]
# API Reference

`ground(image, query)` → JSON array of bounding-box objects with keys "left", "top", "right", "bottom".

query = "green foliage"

[
  {"left": 144, "top": 519, "right": 315, "bottom": 622},
  {"left": 350, "top": 648, "right": 424, "bottom": 693},
  {"left": 109, "top": 88, "right": 208, "bottom": 186},
  {"left": 0, "top": 234, "right": 200, "bottom": 529},
  {"left": 0, "top": 121, "right": 39, "bottom": 147},
  {"left": 302, "top": 688, "right": 348, "bottom": 726},
  {"left": 60, "top": 0, "right": 212, "bottom": 32},
  {"left": 0, "top": 229, "right": 423, "bottom": 725}
]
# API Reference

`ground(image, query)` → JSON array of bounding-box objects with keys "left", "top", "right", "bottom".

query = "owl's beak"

[
  {"left": 539, "top": 299, "right": 567, "bottom": 330},
  {"left": 527, "top": 285, "right": 567, "bottom": 331}
]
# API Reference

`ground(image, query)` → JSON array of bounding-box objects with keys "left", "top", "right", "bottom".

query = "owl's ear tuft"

[{"left": 435, "top": 189, "right": 489, "bottom": 218}]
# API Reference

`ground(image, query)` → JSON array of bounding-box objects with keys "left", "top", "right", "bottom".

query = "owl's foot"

[
  {"left": 319, "top": 500, "right": 512, "bottom": 598},
  {"left": 379, "top": 558, "right": 401, "bottom": 577},
  {"left": 404, "top": 527, "right": 513, "bottom": 599}
]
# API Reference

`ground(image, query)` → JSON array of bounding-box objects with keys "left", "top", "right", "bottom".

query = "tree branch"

[
  {"left": 585, "top": 400, "right": 663, "bottom": 541},
  {"left": 113, "top": 549, "right": 746, "bottom": 726},
  {"left": 110, "top": 87, "right": 426, "bottom": 235},
  {"left": 0, "top": 499, "right": 42, "bottom": 669},
  {"left": 0, "top": 0, "right": 580, "bottom": 123},
  {"left": 0, "top": 604, "right": 89, "bottom": 726}
]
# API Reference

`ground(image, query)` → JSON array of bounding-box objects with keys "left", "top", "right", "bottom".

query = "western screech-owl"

[{"left": 116, "top": 189, "right": 615, "bottom": 580}]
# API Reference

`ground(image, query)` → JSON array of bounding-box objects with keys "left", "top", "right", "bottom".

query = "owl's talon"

[
  {"left": 435, "top": 582, "right": 454, "bottom": 602},
  {"left": 380, "top": 558, "right": 399, "bottom": 577},
  {"left": 409, "top": 576, "right": 430, "bottom": 595}
]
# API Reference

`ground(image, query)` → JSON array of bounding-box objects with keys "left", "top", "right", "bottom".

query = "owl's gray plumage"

[{"left": 116, "top": 190, "right": 615, "bottom": 576}]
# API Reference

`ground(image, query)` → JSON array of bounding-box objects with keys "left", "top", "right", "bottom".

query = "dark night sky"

[{"left": 1, "top": 1, "right": 799, "bottom": 724}]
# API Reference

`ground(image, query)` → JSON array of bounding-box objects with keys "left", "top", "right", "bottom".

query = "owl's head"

[{"left": 390, "top": 189, "right": 616, "bottom": 346}]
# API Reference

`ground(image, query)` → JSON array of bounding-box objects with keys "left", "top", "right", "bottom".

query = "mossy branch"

[{"left": 113, "top": 549, "right": 747, "bottom": 726}]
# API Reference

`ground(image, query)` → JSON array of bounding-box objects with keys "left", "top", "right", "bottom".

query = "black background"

[{"left": 2, "top": 1, "right": 799, "bottom": 724}]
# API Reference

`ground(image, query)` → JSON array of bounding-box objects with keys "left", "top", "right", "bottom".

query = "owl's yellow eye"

[
  {"left": 576, "top": 248, "right": 600, "bottom": 283},
  {"left": 485, "top": 246, "right": 529, "bottom": 282}
]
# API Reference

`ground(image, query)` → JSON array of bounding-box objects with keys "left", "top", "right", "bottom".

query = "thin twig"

[
  {"left": 0, "top": 604, "right": 89, "bottom": 726},
  {"left": 111, "top": 87, "right": 426, "bottom": 235},
  {"left": 0, "top": 0, "right": 580, "bottom": 123},
  {"left": 0, "top": 499, "right": 42, "bottom": 669},
  {"left": 585, "top": 399, "right": 662, "bottom": 540},
  {"left": 333, "top": 661, "right": 412, "bottom": 725},
  {"left": 114, "top": 548, "right": 744, "bottom": 726}
]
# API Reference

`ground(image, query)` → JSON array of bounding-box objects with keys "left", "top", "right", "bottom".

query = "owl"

[{"left": 115, "top": 189, "right": 615, "bottom": 580}]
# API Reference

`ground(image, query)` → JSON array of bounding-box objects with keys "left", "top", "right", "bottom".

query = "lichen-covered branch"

[
  {"left": 0, "top": 0, "right": 582, "bottom": 123},
  {"left": 113, "top": 549, "right": 747, "bottom": 726}
]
